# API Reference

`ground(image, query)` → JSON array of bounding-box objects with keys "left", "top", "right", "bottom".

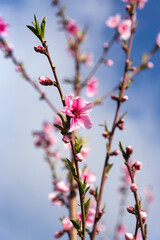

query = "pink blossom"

[
  {"left": 56, "top": 181, "right": 69, "bottom": 193},
  {"left": 104, "top": 59, "right": 114, "bottom": 67},
  {"left": 66, "top": 18, "right": 79, "bottom": 35},
  {"left": 118, "top": 19, "right": 132, "bottom": 40},
  {"left": 61, "top": 94, "right": 93, "bottom": 132},
  {"left": 105, "top": 14, "right": 121, "bottom": 28},
  {"left": 38, "top": 76, "right": 53, "bottom": 86},
  {"left": 78, "top": 200, "right": 96, "bottom": 227},
  {"left": 54, "top": 231, "right": 64, "bottom": 238},
  {"left": 76, "top": 153, "right": 84, "bottom": 162},
  {"left": 156, "top": 33, "right": 160, "bottom": 47},
  {"left": 86, "top": 77, "right": 99, "bottom": 98},
  {"left": 62, "top": 217, "right": 73, "bottom": 231},
  {"left": 84, "top": 53, "right": 94, "bottom": 67},
  {"left": 117, "top": 224, "right": 126, "bottom": 236},
  {"left": 0, "top": 17, "right": 8, "bottom": 36},
  {"left": 132, "top": 161, "right": 142, "bottom": 170},
  {"left": 48, "top": 192, "right": 63, "bottom": 207},
  {"left": 80, "top": 147, "right": 90, "bottom": 158},
  {"left": 121, "top": 0, "right": 147, "bottom": 9},
  {"left": 125, "top": 232, "right": 134, "bottom": 240},
  {"left": 81, "top": 167, "right": 96, "bottom": 185},
  {"left": 140, "top": 210, "right": 147, "bottom": 222},
  {"left": 143, "top": 187, "right": 154, "bottom": 202},
  {"left": 147, "top": 61, "right": 154, "bottom": 69}
]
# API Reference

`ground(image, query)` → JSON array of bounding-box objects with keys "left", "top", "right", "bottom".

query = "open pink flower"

[
  {"left": 86, "top": 77, "right": 99, "bottom": 98},
  {"left": 0, "top": 17, "right": 8, "bottom": 36},
  {"left": 81, "top": 167, "right": 96, "bottom": 186},
  {"left": 61, "top": 94, "right": 93, "bottom": 132},
  {"left": 56, "top": 181, "right": 69, "bottom": 193},
  {"left": 78, "top": 200, "right": 96, "bottom": 227},
  {"left": 121, "top": 0, "right": 147, "bottom": 9},
  {"left": 48, "top": 192, "right": 63, "bottom": 207},
  {"left": 62, "top": 218, "right": 73, "bottom": 231},
  {"left": 66, "top": 18, "right": 79, "bottom": 35},
  {"left": 118, "top": 19, "right": 131, "bottom": 40},
  {"left": 105, "top": 14, "right": 121, "bottom": 28}
]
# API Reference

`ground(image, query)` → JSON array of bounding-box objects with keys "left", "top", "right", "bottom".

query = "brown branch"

[{"left": 91, "top": 1, "right": 138, "bottom": 239}]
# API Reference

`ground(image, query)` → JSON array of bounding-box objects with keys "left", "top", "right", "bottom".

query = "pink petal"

[{"left": 80, "top": 114, "right": 93, "bottom": 129}]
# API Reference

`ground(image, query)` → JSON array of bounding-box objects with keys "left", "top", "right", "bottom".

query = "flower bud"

[
  {"left": 118, "top": 123, "right": 125, "bottom": 130},
  {"left": 54, "top": 230, "right": 64, "bottom": 238},
  {"left": 127, "top": 206, "right": 135, "bottom": 214},
  {"left": 140, "top": 210, "right": 147, "bottom": 223},
  {"left": 104, "top": 59, "right": 114, "bottom": 67},
  {"left": 76, "top": 153, "right": 84, "bottom": 162},
  {"left": 130, "top": 183, "right": 138, "bottom": 192},
  {"left": 146, "top": 61, "right": 154, "bottom": 69},
  {"left": 89, "top": 189, "right": 96, "bottom": 196},
  {"left": 121, "top": 95, "right": 128, "bottom": 102},
  {"left": 111, "top": 94, "right": 119, "bottom": 101},
  {"left": 38, "top": 76, "right": 53, "bottom": 86},
  {"left": 15, "top": 65, "right": 22, "bottom": 72},
  {"left": 62, "top": 135, "right": 71, "bottom": 144},
  {"left": 125, "top": 5, "right": 131, "bottom": 12},
  {"left": 103, "top": 42, "right": 109, "bottom": 49},
  {"left": 102, "top": 131, "right": 108, "bottom": 138},
  {"left": 110, "top": 150, "right": 120, "bottom": 156},
  {"left": 126, "top": 145, "right": 133, "bottom": 155},
  {"left": 125, "top": 232, "right": 134, "bottom": 240},
  {"left": 132, "top": 161, "right": 142, "bottom": 170},
  {"left": 34, "top": 45, "right": 45, "bottom": 53},
  {"left": 119, "top": 118, "right": 125, "bottom": 124}
]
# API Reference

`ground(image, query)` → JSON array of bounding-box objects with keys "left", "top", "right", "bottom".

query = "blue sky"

[{"left": 0, "top": 0, "right": 160, "bottom": 239}]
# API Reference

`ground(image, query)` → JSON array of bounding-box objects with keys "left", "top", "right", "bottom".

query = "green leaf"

[
  {"left": 65, "top": 158, "right": 76, "bottom": 176},
  {"left": 75, "top": 136, "right": 83, "bottom": 153},
  {"left": 54, "top": 124, "right": 63, "bottom": 131},
  {"left": 119, "top": 111, "right": 128, "bottom": 120},
  {"left": 40, "top": 16, "right": 46, "bottom": 42},
  {"left": 84, "top": 198, "right": 91, "bottom": 218},
  {"left": 26, "top": 25, "right": 38, "bottom": 37},
  {"left": 104, "top": 121, "right": 109, "bottom": 133},
  {"left": 119, "top": 141, "right": 125, "bottom": 154},
  {"left": 106, "top": 164, "right": 113, "bottom": 177},
  {"left": 70, "top": 220, "right": 81, "bottom": 231},
  {"left": 57, "top": 113, "right": 66, "bottom": 129},
  {"left": 125, "top": 79, "right": 134, "bottom": 89},
  {"left": 85, "top": 186, "right": 90, "bottom": 194}
]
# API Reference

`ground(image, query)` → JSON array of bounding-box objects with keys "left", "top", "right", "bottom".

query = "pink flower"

[
  {"left": 0, "top": 17, "right": 8, "bottom": 36},
  {"left": 104, "top": 59, "right": 114, "bottom": 66},
  {"left": 66, "top": 18, "right": 79, "bottom": 35},
  {"left": 81, "top": 167, "right": 96, "bottom": 185},
  {"left": 62, "top": 218, "right": 73, "bottom": 231},
  {"left": 132, "top": 161, "right": 142, "bottom": 170},
  {"left": 56, "top": 181, "right": 69, "bottom": 193},
  {"left": 146, "top": 61, "right": 154, "bottom": 69},
  {"left": 118, "top": 19, "right": 132, "bottom": 40},
  {"left": 48, "top": 192, "right": 63, "bottom": 207},
  {"left": 38, "top": 76, "right": 53, "bottom": 86},
  {"left": 78, "top": 200, "right": 96, "bottom": 227},
  {"left": 125, "top": 232, "right": 134, "bottom": 240},
  {"left": 105, "top": 14, "right": 121, "bottom": 28},
  {"left": 84, "top": 53, "right": 94, "bottom": 67},
  {"left": 80, "top": 147, "right": 90, "bottom": 158},
  {"left": 86, "top": 77, "right": 99, "bottom": 98},
  {"left": 54, "top": 231, "right": 64, "bottom": 238},
  {"left": 121, "top": 0, "right": 147, "bottom": 9},
  {"left": 143, "top": 187, "right": 154, "bottom": 203},
  {"left": 61, "top": 94, "right": 93, "bottom": 132},
  {"left": 156, "top": 33, "right": 160, "bottom": 47},
  {"left": 76, "top": 153, "right": 84, "bottom": 162},
  {"left": 140, "top": 210, "right": 147, "bottom": 222},
  {"left": 117, "top": 224, "right": 126, "bottom": 236}
]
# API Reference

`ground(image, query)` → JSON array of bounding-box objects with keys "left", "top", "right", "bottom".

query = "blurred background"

[{"left": 0, "top": 0, "right": 160, "bottom": 239}]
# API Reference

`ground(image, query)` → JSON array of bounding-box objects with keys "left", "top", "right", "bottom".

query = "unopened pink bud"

[
  {"left": 103, "top": 42, "right": 109, "bottom": 49},
  {"left": 118, "top": 123, "right": 125, "bottom": 130},
  {"left": 133, "top": 161, "right": 142, "bottom": 170},
  {"left": 127, "top": 206, "right": 135, "bottom": 214},
  {"left": 104, "top": 59, "right": 114, "bottom": 67},
  {"left": 121, "top": 95, "right": 128, "bottom": 102},
  {"left": 98, "top": 210, "right": 103, "bottom": 217},
  {"left": 146, "top": 61, "right": 154, "bottom": 69},
  {"left": 126, "top": 145, "right": 133, "bottom": 155},
  {"left": 125, "top": 232, "right": 134, "bottom": 240},
  {"left": 34, "top": 45, "right": 45, "bottom": 53},
  {"left": 119, "top": 118, "right": 125, "bottom": 124},
  {"left": 130, "top": 183, "right": 138, "bottom": 192},
  {"left": 111, "top": 95, "right": 118, "bottom": 101},
  {"left": 140, "top": 210, "right": 147, "bottom": 223},
  {"left": 102, "top": 131, "right": 108, "bottom": 138},
  {"left": 89, "top": 189, "right": 96, "bottom": 196},
  {"left": 62, "top": 135, "right": 71, "bottom": 143},
  {"left": 54, "top": 230, "right": 64, "bottom": 238},
  {"left": 76, "top": 153, "right": 83, "bottom": 162},
  {"left": 110, "top": 150, "right": 120, "bottom": 156},
  {"left": 38, "top": 76, "right": 53, "bottom": 86},
  {"left": 125, "top": 5, "right": 131, "bottom": 12},
  {"left": 16, "top": 65, "right": 22, "bottom": 72}
]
